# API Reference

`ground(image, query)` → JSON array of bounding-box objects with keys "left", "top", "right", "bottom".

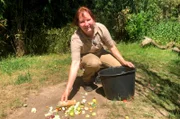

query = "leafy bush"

[
  {"left": 25, "top": 29, "right": 47, "bottom": 54},
  {"left": 125, "top": 11, "right": 151, "bottom": 41},
  {"left": 45, "top": 24, "right": 77, "bottom": 53},
  {"left": 93, "top": 0, "right": 133, "bottom": 41}
]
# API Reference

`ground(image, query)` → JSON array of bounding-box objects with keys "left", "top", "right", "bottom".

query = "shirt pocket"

[{"left": 90, "top": 39, "right": 103, "bottom": 52}]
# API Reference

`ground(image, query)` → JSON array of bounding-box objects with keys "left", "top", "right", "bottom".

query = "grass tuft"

[{"left": 14, "top": 72, "right": 31, "bottom": 85}]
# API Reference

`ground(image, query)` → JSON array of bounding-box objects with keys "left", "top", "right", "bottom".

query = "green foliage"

[
  {"left": 25, "top": 24, "right": 76, "bottom": 54},
  {"left": 125, "top": 11, "right": 151, "bottom": 41},
  {"left": 93, "top": 0, "right": 133, "bottom": 40},
  {"left": 0, "top": 0, "right": 5, "bottom": 19},
  {"left": 120, "top": 0, "right": 180, "bottom": 43},
  {"left": 158, "top": 0, "right": 180, "bottom": 18},
  {"left": 125, "top": 0, "right": 180, "bottom": 43},
  {"left": 0, "top": 1, "right": 10, "bottom": 57},
  {"left": 15, "top": 72, "right": 31, "bottom": 85},
  {"left": 147, "top": 21, "right": 180, "bottom": 44},
  {"left": 46, "top": 24, "right": 76, "bottom": 53},
  {"left": 1, "top": 0, "right": 180, "bottom": 56},
  {"left": 25, "top": 29, "right": 48, "bottom": 54}
]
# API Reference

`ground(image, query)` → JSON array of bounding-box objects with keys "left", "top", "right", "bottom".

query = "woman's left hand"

[{"left": 123, "top": 61, "right": 135, "bottom": 68}]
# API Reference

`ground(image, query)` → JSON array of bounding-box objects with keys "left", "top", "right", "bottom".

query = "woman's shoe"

[{"left": 83, "top": 83, "right": 97, "bottom": 92}]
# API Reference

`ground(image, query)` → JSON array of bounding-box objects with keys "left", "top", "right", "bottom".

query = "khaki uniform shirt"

[{"left": 71, "top": 22, "right": 115, "bottom": 61}]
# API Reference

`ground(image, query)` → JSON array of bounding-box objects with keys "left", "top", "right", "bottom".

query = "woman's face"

[{"left": 78, "top": 11, "right": 95, "bottom": 37}]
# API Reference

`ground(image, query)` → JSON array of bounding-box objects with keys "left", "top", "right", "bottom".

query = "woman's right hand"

[{"left": 61, "top": 89, "right": 71, "bottom": 101}]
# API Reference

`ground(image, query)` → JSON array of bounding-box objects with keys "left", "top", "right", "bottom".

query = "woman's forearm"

[
  {"left": 65, "top": 61, "right": 80, "bottom": 91},
  {"left": 109, "top": 45, "right": 126, "bottom": 65}
]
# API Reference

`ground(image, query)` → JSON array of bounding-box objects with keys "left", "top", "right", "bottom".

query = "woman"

[{"left": 61, "top": 6, "right": 134, "bottom": 101}]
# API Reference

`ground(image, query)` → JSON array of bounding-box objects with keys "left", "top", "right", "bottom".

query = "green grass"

[
  {"left": 0, "top": 43, "right": 179, "bottom": 119},
  {"left": 0, "top": 54, "right": 71, "bottom": 75},
  {"left": 0, "top": 57, "right": 31, "bottom": 75}
]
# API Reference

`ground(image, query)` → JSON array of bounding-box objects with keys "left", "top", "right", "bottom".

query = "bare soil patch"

[{"left": 5, "top": 76, "right": 169, "bottom": 119}]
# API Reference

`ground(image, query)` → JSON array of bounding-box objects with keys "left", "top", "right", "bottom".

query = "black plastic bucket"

[{"left": 98, "top": 66, "right": 135, "bottom": 100}]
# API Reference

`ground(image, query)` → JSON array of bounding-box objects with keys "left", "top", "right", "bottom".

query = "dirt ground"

[{"left": 5, "top": 76, "right": 169, "bottom": 119}]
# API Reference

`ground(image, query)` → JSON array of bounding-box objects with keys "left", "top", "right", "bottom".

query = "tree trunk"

[{"left": 14, "top": 32, "right": 25, "bottom": 57}]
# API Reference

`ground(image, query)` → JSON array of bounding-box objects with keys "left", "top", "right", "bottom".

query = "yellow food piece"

[
  {"left": 92, "top": 112, "right": 96, "bottom": 116},
  {"left": 85, "top": 114, "right": 90, "bottom": 118}
]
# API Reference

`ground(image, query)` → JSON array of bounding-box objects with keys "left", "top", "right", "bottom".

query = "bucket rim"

[{"left": 98, "top": 66, "right": 136, "bottom": 77}]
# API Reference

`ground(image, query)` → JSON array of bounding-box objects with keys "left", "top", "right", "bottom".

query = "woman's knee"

[
  {"left": 81, "top": 54, "right": 102, "bottom": 68},
  {"left": 100, "top": 54, "right": 121, "bottom": 67}
]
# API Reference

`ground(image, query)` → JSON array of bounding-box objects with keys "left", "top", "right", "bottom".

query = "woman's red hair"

[{"left": 73, "top": 6, "right": 95, "bottom": 26}]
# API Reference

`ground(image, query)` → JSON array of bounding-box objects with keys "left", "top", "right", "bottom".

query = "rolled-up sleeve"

[{"left": 71, "top": 35, "right": 82, "bottom": 61}]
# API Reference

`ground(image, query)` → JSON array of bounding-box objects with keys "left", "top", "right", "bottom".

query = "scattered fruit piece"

[
  {"left": 92, "top": 112, "right": 96, "bottom": 116},
  {"left": 81, "top": 99, "right": 87, "bottom": 104},
  {"left": 82, "top": 110, "right": 86, "bottom": 114},
  {"left": 85, "top": 114, "right": 90, "bottom": 118},
  {"left": 92, "top": 98, "right": 97, "bottom": 103},
  {"left": 123, "top": 100, "right": 127, "bottom": 102},
  {"left": 54, "top": 115, "right": 61, "bottom": 119},
  {"left": 69, "top": 111, "right": 74, "bottom": 117},
  {"left": 23, "top": 104, "right": 28, "bottom": 107},
  {"left": 62, "top": 107, "right": 66, "bottom": 111},
  {"left": 84, "top": 107, "right": 89, "bottom": 110},
  {"left": 125, "top": 115, "right": 129, "bottom": 119},
  {"left": 31, "top": 108, "right": 37, "bottom": 113}
]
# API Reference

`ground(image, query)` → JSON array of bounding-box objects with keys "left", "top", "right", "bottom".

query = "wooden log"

[
  {"left": 141, "top": 36, "right": 152, "bottom": 47},
  {"left": 172, "top": 47, "right": 180, "bottom": 53},
  {"left": 141, "top": 36, "right": 180, "bottom": 55}
]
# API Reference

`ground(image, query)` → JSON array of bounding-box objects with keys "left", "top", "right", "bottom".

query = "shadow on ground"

[
  {"left": 134, "top": 62, "right": 180, "bottom": 117},
  {"left": 69, "top": 76, "right": 106, "bottom": 100}
]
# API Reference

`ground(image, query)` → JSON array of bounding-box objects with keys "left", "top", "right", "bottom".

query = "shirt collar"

[{"left": 93, "top": 23, "right": 99, "bottom": 36}]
